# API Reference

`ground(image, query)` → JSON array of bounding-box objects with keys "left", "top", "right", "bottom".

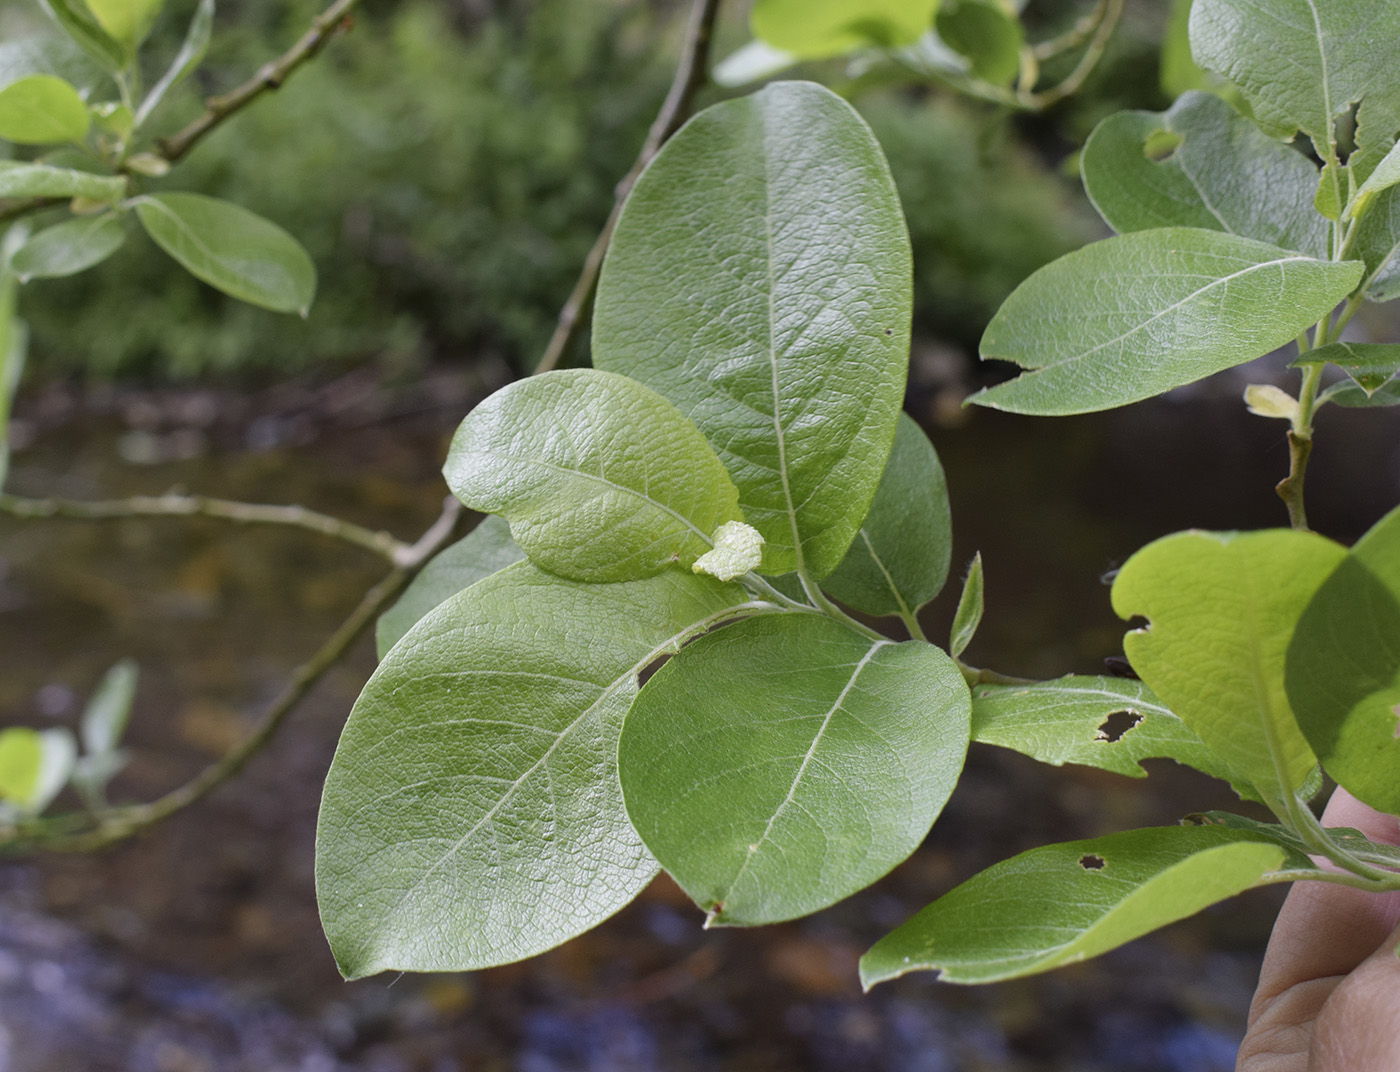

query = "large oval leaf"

[
  {"left": 1287, "top": 505, "right": 1400, "bottom": 813},
  {"left": 374, "top": 515, "right": 525, "bottom": 659},
  {"left": 1081, "top": 92, "right": 1327, "bottom": 258},
  {"left": 620, "top": 614, "right": 970, "bottom": 926},
  {"left": 1112, "top": 529, "right": 1346, "bottom": 804},
  {"left": 134, "top": 193, "right": 316, "bottom": 314},
  {"left": 972, "top": 228, "right": 1363, "bottom": 415},
  {"left": 443, "top": 369, "right": 744, "bottom": 583},
  {"left": 13, "top": 214, "right": 125, "bottom": 281},
  {"left": 594, "top": 81, "right": 911, "bottom": 578},
  {"left": 860, "top": 825, "right": 1287, "bottom": 986},
  {"left": 0, "top": 74, "right": 89, "bottom": 144},
  {"left": 821, "top": 412, "right": 952, "bottom": 618},
  {"left": 316, "top": 563, "right": 746, "bottom": 978}
]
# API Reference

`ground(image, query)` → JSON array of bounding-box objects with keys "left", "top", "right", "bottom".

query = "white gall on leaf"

[{"left": 692, "top": 521, "right": 764, "bottom": 581}]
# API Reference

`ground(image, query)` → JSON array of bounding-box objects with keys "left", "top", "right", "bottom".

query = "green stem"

[
  {"left": 799, "top": 573, "right": 885, "bottom": 641},
  {"left": 1259, "top": 867, "right": 1398, "bottom": 893},
  {"left": 955, "top": 660, "right": 1038, "bottom": 687}
]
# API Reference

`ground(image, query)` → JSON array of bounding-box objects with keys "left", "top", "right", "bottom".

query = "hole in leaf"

[
  {"left": 1103, "top": 655, "right": 1139, "bottom": 680},
  {"left": 1333, "top": 100, "right": 1360, "bottom": 162},
  {"left": 639, "top": 653, "right": 671, "bottom": 686},
  {"left": 1096, "top": 709, "right": 1143, "bottom": 743},
  {"left": 1079, "top": 854, "right": 1106, "bottom": 871},
  {"left": 1142, "top": 129, "right": 1183, "bottom": 163}
]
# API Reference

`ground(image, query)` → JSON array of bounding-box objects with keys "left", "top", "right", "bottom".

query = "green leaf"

[
  {"left": 860, "top": 825, "right": 1287, "bottom": 986},
  {"left": 0, "top": 161, "right": 125, "bottom": 202},
  {"left": 316, "top": 562, "right": 746, "bottom": 978},
  {"left": 1111, "top": 529, "right": 1346, "bottom": 803},
  {"left": 134, "top": 193, "right": 316, "bottom": 315},
  {"left": 0, "top": 74, "right": 90, "bottom": 144},
  {"left": 1160, "top": 0, "right": 1208, "bottom": 98},
  {"left": 1349, "top": 139, "right": 1400, "bottom": 222},
  {"left": 443, "top": 369, "right": 744, "bottom": 583},
  {"left": 1319, "top": 377, "right": 1400, "bottom": 408},
  {"left": 750, "top": 0, "right": 939, "bottom": 59},
  {"left": 79, "top": 657, "right": 137, "bottom": 755},
  {"left": 934, "top": 0, "right": 1023, "bottom": 87},
  {"left": 948, "top": 552, "right": 983, "bottom": 658},
  {"left": 0, "top": 34, "right": 105, "bottom": 95},
  {"left": 1351, "top": 184, "right": 1400, "bottom": 303},
  {"left": 713, "top": 41, "right": 799, "bottom": 88},
  {"left": 0, "top": 230, "right": 26, "bottom": 492},
  {"left": 1080, "top": 92, "right": 1328, "bottom": 259},
  {"left": 12, "top": 213, "right": 125, "bottom": 281},
  {"left": 971, "top": 676, "right": 1245, "bottom": 787},
  {"left": 1189, "top": 0, "right": 1400, "bottom": 178},
  {"left": 1292, "top": 342, "right": 1400, "bottom": 397},
  {"left": 620, "top": 613, "right": 969, "bottom": 926},
  {"left": 375, "top": 515, "right": 524, "bottom": 659},
  {"left": 972, "top": 228, "right": 1363, "bottom": 416},
  {"left": 1287, "top": 506, "right": 1400, "bottom": 813},
  {"left": 135, "top": 0, "right": 213, "bottom": 126},
  {"left": 85, "top": 0, "right": 165, "bottom": 50},
  {"left": 38, "top": 0, "right": 126, "bottom": 72},
  {"left": 822, "top": 413, "right": 952, "bottom": 618},
  {"left": 0, "top": 726, "right": 76, "bottom": 815},
  {"left": 594, "top": 81, "right": 912, "bottom": 579}
]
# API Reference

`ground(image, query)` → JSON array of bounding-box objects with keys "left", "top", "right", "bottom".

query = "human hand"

[{"left": 1236, "top": 788, "right": 1400, "bottom": 1071}]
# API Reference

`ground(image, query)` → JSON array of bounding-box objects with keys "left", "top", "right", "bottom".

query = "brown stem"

[
  {"left": 0, "top": 496, "right": 463, "bottom": 854},
  {"left": 157, "top": 0, "right": 363, "bottom": 163},
  {"left": 0, "top": 491, "right": 405, "bottom": 561},
  {"left": 1276, "top": 430, "right": 1313, "bottom": 531},
  {"left": 532, "top": 0, "right": 722, "bottom": 376}
]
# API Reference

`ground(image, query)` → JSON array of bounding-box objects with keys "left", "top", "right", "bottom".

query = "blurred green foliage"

[{"left": 17, "top": 0, "right": 1102, "bottom": 379}]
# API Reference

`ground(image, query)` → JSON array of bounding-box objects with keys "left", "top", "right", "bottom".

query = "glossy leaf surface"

[
  {"left": 1287, "top": 506, "right": 1400, "bottom": 813},
  {"left": 860, "top": 825, "right": 1286, "bottom": 986},
  {"left": 134, "top": 193, "right": 316, "bottom": 314},
  {"left": 317, "top": 563, "right": 746, "bottom": 978},
  {"left": 1189, "top": 0, "right": 1400, "bottom": 177},
  {"left": 375, "top": 515, "right": 525, "bottom": 659},
  {"left": 620, "top": 614, "right": 970, "bottom": 926},
  {"left": 444, "top": 370, "right": 743, "bottom": 583},
  {"left": 973, "top": 228, "right": 1363, "bottom": 415},
  {"left": 822, "top": 413, "right": 952, "bottom": 618},
  {"left": 0, "top": 75, "right": 89, "bottom": 144},
  {"left": 750, "top": 0, "right": 939, "bottom": 58},
  {"left": 1081, "top": 92, "right": 1327, "bottom": 258},
  {"left": 971, "top": 676, "right": 1242, "bottom": 785},
  {"left": 594, "top": 81, "right": 911, "bottom": 578},
  {"left": 1293, "top": 342, "right": 1400, "bottom": 397},
  {"left": 13, "top": 214, "right": 126, "bottom": 281},
  {"left": 1112, "top": 529, "right": 1345, "bottom": 801}
]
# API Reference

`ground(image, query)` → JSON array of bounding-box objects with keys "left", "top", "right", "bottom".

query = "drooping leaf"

[
  {"left": 0, "top": 162, "right": 125, "bottom": 203},
  {"left": 1292, "top": 342, "right": 1400, "bottom": 397},
  {"left": 135, "top": 0, "right": 213, "bottom": 125},
  {"left": 594, "top": 81, "right": 911, "bottom": 578},
  {"left": 971, "top": 676, "right": 1245, "bottom": 787},
  {"left": 1319, "top": 377, "right": 1400, "bottom": 408},
  {"left": 620, "top": 613, "right": 970, "bottom": 926},
  {"left": 0, "top": 74, "right": 90, "bottom": 144},
  {"left": 1287, "top": 506, "right": 1400, "bottom": 813},
  {"left": 860, "top": 825, "right": 1288, "bottom": 986},
  {"left": 134, "top": 193, "right": 316, "bottom": 314},
  {"left": 1351, "top": 184, "right": 1400, "bottom": 303},
  {"left": 38, "top": 0, "right": 126, "bottom": 72},
  {"left": 972, "top": 228, "right": 1363, "bottom": 416},
  {"left": 376, "top": 521, "right": 523, "bottom": 663},
  {"left": 443, "top": 369, "right": 744, "bottom": 583},
  {"left": 317, "top": 563, "right": 746, "bottom": 978},
  {"left": 375, "top": 515, "right": 526, "bottom": 658},
  {"left": 12, "top": 214, "right": 126, "bottom": 281},
  {"left": 1111, "top": 529, "right": 1346, "bottom": 804},
  {"left": 934, "top": 0, "right": 1023, "bottom": 87},
  {"left": 1080, "top": 92, "right": 1327, "bottom": 259},
  {"left": 822, "top": 413, "right": 952, "bottom": 618},
  {"left": 948, "top": 552, "right": 983, "bottom": 658},
  {"left": 0, "top": 726, "right": 76, "bottom": 815},
  {"left": 1189, "top": 0, "right": 1400, "bottom": 179},
  {"left": 712, "top": 41, "right": 799, "bottom": 88},
  {"left": 750, "top": 0, "right": 939, "bottom": 59},
  {"left": 85, "top": 0, "right": 165, "bottom": 50}
]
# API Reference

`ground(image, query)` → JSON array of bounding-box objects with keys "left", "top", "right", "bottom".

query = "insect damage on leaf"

[
  {"left": 1096, "top": 710, "right": 1143, "bottom": 743},
  {"left": 693, "top": 521, "right": 765, "bottom": 582}
]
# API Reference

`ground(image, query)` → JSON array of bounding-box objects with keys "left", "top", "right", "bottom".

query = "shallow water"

[{"left": 1, "top": 367, "right": 1396, "bottom": 1071}]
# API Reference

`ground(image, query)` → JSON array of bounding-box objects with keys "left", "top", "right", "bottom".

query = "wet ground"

[{"left": 1, "top": 359, "right": 1397, "bottom": 1071}]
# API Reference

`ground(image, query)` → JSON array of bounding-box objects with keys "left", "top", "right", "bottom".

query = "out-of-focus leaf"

[
  {"left": 0, "top": 75, "right": 90, "bottom": 144},
  {"left": 135, "top": 0, "right": 213, "bottom": 125},
  {"left": 751, "top": 0, "right": 939, "bottom": 59},
  {"left": 13, "top": 214, "right": 126, "bottom": 281}
]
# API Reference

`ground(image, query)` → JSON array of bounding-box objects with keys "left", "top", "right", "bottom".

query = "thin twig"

[
  {"left": 157, "top": 0, "right": 363, "bottom": 163},
  {"left": 1018, "top": 0, "right": 1123, "bottom": 111},
  {"left": 1, "top": 496, "right": 463, "bottom": 854},
  {"left": 532, "top": 0, "right": 722, "bottom": 376},
  {"left": 0, "top": 491, "right": 406, "bottom": 561}
]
